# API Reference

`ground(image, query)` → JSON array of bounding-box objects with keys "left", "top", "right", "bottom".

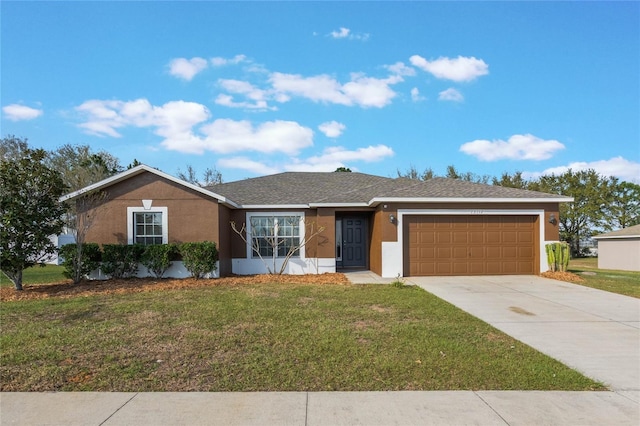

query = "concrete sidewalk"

[{"left": 1, "top": 390, "right": 638, "bottom": 425}]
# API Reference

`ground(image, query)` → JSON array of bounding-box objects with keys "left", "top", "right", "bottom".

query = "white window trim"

[
  {"left": 245, "top": 212, "right": 306, "bottom": 260},
  {"left": 127, "top": 206, "right": 168, "bottom": 245}
]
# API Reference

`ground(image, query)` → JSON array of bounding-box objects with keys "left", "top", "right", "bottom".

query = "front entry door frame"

[{"left": 337, "top": 215, "right": 368, "bottom": 269}]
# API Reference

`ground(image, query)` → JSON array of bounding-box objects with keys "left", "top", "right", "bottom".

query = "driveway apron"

[{"left": 409, "top": 275, "right": 640, "bottom": 395}]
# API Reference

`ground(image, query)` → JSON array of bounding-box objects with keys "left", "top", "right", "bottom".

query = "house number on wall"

[{"left": 470, "top": 210, "right": 484, "bottom": 215}]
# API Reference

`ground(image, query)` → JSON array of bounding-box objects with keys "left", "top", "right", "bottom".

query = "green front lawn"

[
  {"left": 569, "top": 258, "right": 640, "bottom": 298},
  {"left": 1, "top": 281, "right": 604, "bottom": 391},
  {"left": 0, "top": 265, "right": 68, "bottom": 288}
]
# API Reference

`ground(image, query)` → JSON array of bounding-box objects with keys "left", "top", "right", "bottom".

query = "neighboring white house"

[
  {"left": 46, "top": 234, "right": 76, "bottom": 265},
  {"left": 592, "top": 224, "right": 640, "bottom": 272}
]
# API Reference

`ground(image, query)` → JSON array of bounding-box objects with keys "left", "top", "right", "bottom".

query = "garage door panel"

[{"left": 407, "top": 215, "right": 537, "bottom": 276}]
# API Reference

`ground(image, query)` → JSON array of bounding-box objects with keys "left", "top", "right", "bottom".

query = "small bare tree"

[{"left": 231, "top": 216, "right": 325, "bottom": 275}]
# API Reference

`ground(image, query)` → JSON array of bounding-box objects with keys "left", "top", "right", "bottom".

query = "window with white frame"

[
  {"left": 127, "top": 206, "right": 168, "bottom": 245},
  {"left": 134, "top": 212, "right": 163, "bottom": 245},
  {"left": 249, "top": 215, "right": 301, "bottom": 258}
]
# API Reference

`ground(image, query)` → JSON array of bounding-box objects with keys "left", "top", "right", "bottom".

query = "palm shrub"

[
  {"left": 59, "top": 243, "right": 101, "bottom": 284},
  {"left": 179, "top": 241, "right": 218, "bottom": 279},
  {"left": 101, "top": 244, "right": 144, "bottom": 279},
  {"left": 140, "top": 243, "right": 178, "bottom": 279}
]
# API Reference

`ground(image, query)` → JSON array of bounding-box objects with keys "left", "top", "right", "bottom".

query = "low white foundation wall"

[
  {"left": 232, "top": 257, "right": 335, "bottom": 275},
  {"left": 88, "top": 261, "right": 220, "bottom": 280}
]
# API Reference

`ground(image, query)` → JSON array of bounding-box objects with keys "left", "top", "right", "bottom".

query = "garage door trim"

[{"left": 397, "top": 208, "right": 545, "bottom": 276}]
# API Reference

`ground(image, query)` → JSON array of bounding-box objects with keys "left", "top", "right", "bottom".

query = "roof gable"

[
  {"left": 60, "top": 164, "right": 235, "bottom": 206},
  {"left": 593, "top": 224, "right": 640, "bottom": 239}
]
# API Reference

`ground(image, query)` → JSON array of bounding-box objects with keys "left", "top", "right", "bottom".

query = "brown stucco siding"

[
  {"left": 217, "top": 204, "right": 233, "bottom": 276},
  {"left": 82, "top": 172, "right": 220, "bottom": 246}
]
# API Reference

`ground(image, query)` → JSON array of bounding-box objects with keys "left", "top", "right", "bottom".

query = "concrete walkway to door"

[{"left": 407, "top": 275, "right": 640, "bottom": 398}]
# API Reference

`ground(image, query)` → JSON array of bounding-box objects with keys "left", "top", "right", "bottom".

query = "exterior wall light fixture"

[
  {"left": 389, "top": 214, "right": 396, "bottom": 224},
  {"left": 549, "top": 213, "right": 557, "bottom": 225}
]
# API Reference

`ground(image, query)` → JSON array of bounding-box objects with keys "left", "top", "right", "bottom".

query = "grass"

[
  {"left": 0, "top": 265, "right": 68, "bottom": 288},
  {"left": 569, "top": 257, "right": 640, "bottom": 298},
  {"left": 1, "top": 281, "right": 604, "bottom": 392}
]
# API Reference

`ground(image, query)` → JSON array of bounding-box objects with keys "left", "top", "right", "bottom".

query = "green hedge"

[
  {"left": 100, "top": 244, "right": 145, "bottom": 279},
  {"left": 64, "top": 242, "right": 219, "bottom": 280},
  {"left": 180, "top": 241, "right": 219, "bottom": 279},
  {"left": 60, "top": 243, "right": 101, "bottom": 284},
  {"left": 140, "top": 243, "right": 179, "bottom": 279}
]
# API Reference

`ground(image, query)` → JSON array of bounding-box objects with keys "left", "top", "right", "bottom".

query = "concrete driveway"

[{"left": 407, "top": 275, "right": 640, "bottom": 398}]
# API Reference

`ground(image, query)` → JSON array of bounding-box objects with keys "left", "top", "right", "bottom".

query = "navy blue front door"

[{"left": 342, "top": 217, "right": 367, "bottom": 268}]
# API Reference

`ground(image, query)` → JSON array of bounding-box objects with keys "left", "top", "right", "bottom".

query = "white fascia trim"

[
  {"left": 127, "top": 206, "right": 169, "bottom": 245},
  {"left": 245, "top": 211, "right": 307, "bottom": 260},
  {"left": 60, "top": 164, "right": 238, "bottom": 208},
  {"left": 395, "top": 208, "right": 547, "bottom": 274},
  {"left": 308, "top": 202, "right": 370, "bottom": 208},
  {"left": 241, "top": 204, "right": 310, "bottom": 210},
  {"left": 592, "top": 235, "right": 640, "bottom": 240},
  {"left": 370, "top": 197, "right": 573, "bottom": 205}
]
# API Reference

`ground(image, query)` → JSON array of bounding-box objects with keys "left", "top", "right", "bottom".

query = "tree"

[
  {"left": 177, "top": 165, "right": 223, "bottom": 187},
  {"left": 48, "top": 145, "right": 121, "bottom": 284},
  {"left": 46, "top": 144, "right": 122, "bottom": 192},
  {"left": 529, "top": 169, "right": 617, "bottom": 256},
  {"left": 492, "top": 171, "right": 530, "bottom": 189},
  {"left": 605, "top": 181, "right": 640, "bottom": 230},
  {"left": 396, "top": 165, "right": 435, "bottom": 180},
  {"left": 1, "top": 148, "right": 67, "bottom": 290},
  {"left": 0, "top": 135, "right": 30, "bottom": 161},
  {"left": 445, "top": 165, "right": 491, "bottom": 184},
  {"left": 334, "top": 167, "right": 352, "bottom": 172}
]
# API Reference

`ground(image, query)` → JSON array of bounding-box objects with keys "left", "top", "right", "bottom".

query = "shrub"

[
  {"left": 59, "top": 243, "right": 101, "bottom": 284},
  {"left": 179, "top": 241, "right": 218, "bottom": 279},
  {"left": 101, "top": 244, "right": 144, "bottom": 279},
  {"left": 141, "top": 244, "right": 179, "bottom": 279},
  {"left": 545, "top": 242, "right": 570, "bottom": 272}
]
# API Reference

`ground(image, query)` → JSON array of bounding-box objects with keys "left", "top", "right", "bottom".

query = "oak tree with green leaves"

[
  {"left": 1, "top": 146, "right": 67, "bottom": 290},
  {"left": 529, "top": 169, "right": 617, "bottom": 256}
]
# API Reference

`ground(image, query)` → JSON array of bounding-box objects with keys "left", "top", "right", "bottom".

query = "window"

[
  {"left": 134, "top": 212, "right": 163, "bottom": 245},
  {"left": 127, "top": 206, "right": 168, "bottom": 245},
  {"left": 250, "top": 215, "right": 301, "bottom": 258}
]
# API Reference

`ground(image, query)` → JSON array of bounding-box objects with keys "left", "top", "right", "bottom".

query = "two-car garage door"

[{"left": 405, "top": 215, "right": 537, "bottom": 276}]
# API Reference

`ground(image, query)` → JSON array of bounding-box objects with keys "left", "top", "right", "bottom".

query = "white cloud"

[
  {"left": 215, "top": 79, "right": 274, "bottom": 110},
  {"left": 439, "top": 88, "right": 464, "bottom": 102},
  {"left": 523, "top": 157, "right": 640, "bottom": 183},
  {"left": 198, "top": 119, "right": 314, "bottom": 155},
  {"left": 318, "top": 121, "right": 346, "bottom": 138},
  {"left": 459, "top": 134, "right": 565, "bottom": 161},
  {"left": 3, "top": 104, "right": 43, "bottom": 121},
  {"left": 168, "top": 57, "right": 208, "bottom": 81},
  {"left": 76, "top": 99, "right": 211, "bottom": 153},
  {"left": 329, "top": 27, "right": 370, "bottom": 41},
  {"left": 304, "top": 144, "right": 394, "bottom": 165},
  {"left": 330, "top": 27, "right": 350, "bottom": 39},
  {"left": 411, "top": 87, "right": 425, "bottom": 102},
  {"left": 210, "top": 54, "right": 247, "bottom": 67},
  {"left": 385, "top": 62, "right": 416, "bottom": 77},
  {"left": 76, "top": 98, "right": 316, "bottom": 156},
  {"left": 269, "top": 72, "right": 398, "bottom": 108},
  {"left": 410, "top": 55, "right": 489, "bottom": 82},
  {"left": 218, "top": 156, "right": 280, "bottom": 175}
]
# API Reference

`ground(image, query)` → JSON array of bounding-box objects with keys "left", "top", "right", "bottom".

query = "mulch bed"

[
  {"left": 540, "top": 271, "right": 585, "bottom": 283},
  {"left": 0, "top": 273, "right": 350, "bottom": 302}
]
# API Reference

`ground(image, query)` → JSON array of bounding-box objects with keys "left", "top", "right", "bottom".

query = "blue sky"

[{"left": 2, "top": 1, "right": 639, "bottom": 184}]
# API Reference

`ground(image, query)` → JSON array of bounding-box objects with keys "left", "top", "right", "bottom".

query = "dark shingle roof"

[{"left": 208, "top": 172, "right": 570, "bottom": 207}]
